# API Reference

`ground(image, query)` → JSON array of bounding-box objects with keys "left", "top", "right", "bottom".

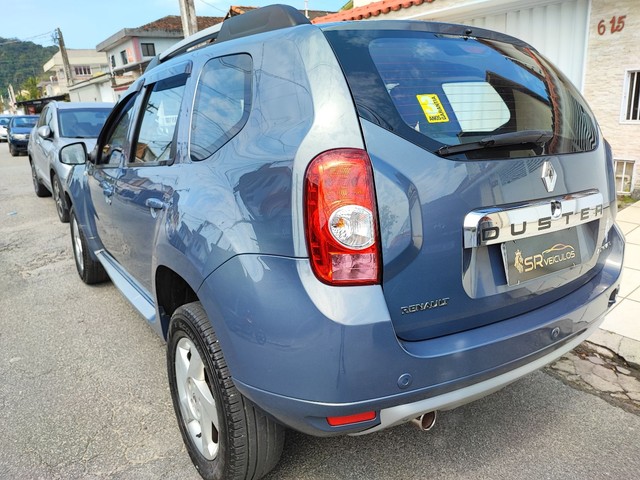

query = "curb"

[{"left": 587, "top": 329, "right": 640, "bottom": 370}]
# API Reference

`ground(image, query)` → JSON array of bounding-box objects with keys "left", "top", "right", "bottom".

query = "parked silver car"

[{"left": 29, "top": 101, "right": 112, "bottom": 222}]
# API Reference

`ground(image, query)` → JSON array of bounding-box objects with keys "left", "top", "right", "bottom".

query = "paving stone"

[
  {"left": 616, "top": 366, "right": 631, "bottom": 375},
  {"left": 618, "top": 337, "right": 640, "bottom": 370},
  {"left": 627, "top": 391, "right": 640, "bottom": 402},
  {"left": 611, "top": 393, "right": 630, "bottom": 401},
  {"left": 590, "top": 344, "right": 616, "bottom": 359},
  {"left": 552, "top": 358, "right": 577, "bottom": 375},
  {"left": 580, "top": 372, "right": 624, "bottom": 393},
  {"left": 617, "top": 374, "right": 640, "bottom": 394},
  {"left": 591, "top": 364, "right": 620, "bottom": 383},
  {"left": 574, "top": 357, "right": 595, "bottom": 377},
  {"left": 587, "top": 355, "right": 605, "bottom": 366}
]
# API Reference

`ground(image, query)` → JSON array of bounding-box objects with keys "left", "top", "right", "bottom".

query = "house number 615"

[{"left": 598, "top": 15, "right": 626, "bottom": 35}]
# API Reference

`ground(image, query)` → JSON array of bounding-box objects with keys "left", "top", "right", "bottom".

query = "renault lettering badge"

[{"left": 541, "top": 161, "right": 557, "bottom": 193}]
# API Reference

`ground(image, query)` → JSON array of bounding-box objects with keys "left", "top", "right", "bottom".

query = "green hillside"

[{"left": 0, "top": 37, "right": 58, "bottom": 96}]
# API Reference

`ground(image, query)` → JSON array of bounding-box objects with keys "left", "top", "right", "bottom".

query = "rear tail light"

[{"left": 304, "top": 149, "right": 381, "bottom": 285}]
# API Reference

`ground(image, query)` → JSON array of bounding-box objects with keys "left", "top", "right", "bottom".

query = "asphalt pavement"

[{"left": 1, "top": 146, "right": 639, "bottom": 479}]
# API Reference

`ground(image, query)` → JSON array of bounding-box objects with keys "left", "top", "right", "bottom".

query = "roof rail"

[
  {"left": 150, "top": 4, "right": 310, "bottom": 70},
  {"left": 217, "top": 4, "right": 310, "bottom": 43},
  {"left": 155, "top": 23, "right": 222, "bottom": 66}
]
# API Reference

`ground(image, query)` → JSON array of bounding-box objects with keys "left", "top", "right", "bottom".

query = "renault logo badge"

[{"left": 541, "top": 161, "right": 557, "bottom": 193}]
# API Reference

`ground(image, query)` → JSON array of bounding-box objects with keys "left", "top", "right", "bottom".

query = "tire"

[
  {"left": 9, "top": 144, "right": 17, "bottom": 156},
  {"left": 167, "top": 302, "right": 284, "bottom": 480},
  {"left": 52, "top": 174, "right": 70, "bottom": 223},
  {"left": 30, "top": 161, "right": 51, "bottom": 198},
  {"left": 70, "top": 210, "right": 108, "bottom": 284}
]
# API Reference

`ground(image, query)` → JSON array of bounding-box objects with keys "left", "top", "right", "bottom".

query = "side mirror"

[
  {"left": 59, "top": 142, "right": 88, "bottom": 166},
  {"left": 37, "top": 125, "right": 52, "bottom": 139}
]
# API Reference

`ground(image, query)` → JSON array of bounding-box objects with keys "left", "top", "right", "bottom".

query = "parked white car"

[{"left": 0, "top": 115, "right": 13, "bottom": 142}]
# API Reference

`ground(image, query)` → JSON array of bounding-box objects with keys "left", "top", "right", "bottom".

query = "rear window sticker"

[{"left": 417, "top": 94, "right": 450, "bottom": 123}]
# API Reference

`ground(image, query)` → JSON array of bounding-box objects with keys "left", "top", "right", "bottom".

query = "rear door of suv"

[{"left": 323, "top": 23, "right": 614, "bottom": 341}]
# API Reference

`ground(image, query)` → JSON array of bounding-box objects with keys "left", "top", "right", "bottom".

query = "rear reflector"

[
  {"left": 326, "top": 411, "right": 376, "bottom": 426},
  {"left": 304, "top": 149, "right": 381, "bottom": 285}
]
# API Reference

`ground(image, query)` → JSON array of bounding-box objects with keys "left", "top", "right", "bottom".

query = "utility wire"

[
  {"left": 0, "top": 31, "right": 55, "bottom": 47},
  {"left": 195, "top": 0, "right": 230, "bottom": 15}
]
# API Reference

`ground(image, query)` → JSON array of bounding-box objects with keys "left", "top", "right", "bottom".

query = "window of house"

[
  {"left": 190, "top": 54, "right": 253, "bottom": 161},
  {"left": 74, "top": 66, "right": 91, "bottom": 76},
  {"left": 133, "top": 74, "right": 187, "bottom": 165},
  {"left": 120, "top": 50, "right": 128, "bottom": 66},
  {"left": 623, "top": 70, "right": 640, "bottom": 122},
  {"left": 110, "top": 55, "right": 116, "bottom": 68},
  {"left": 141, "top": 43, "right": 156, "bottom": 57},
  {"left": 615, "top": 159, "right": 635, "bottom": 194}
]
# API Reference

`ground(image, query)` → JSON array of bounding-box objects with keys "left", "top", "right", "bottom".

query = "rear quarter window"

[{"left": 190, "top": 54, "right": 252, "bottom": 161}]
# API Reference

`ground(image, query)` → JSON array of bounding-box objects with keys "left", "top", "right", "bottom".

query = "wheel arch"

[{"left": 155, "top": 265, "right": 199, "bottom": 339}]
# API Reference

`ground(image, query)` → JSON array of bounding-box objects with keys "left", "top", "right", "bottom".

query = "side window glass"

[
  {"left": 45, "top": 107, "right": 53, "bottom": 127},
  {"left": 190, "top": 54, "right": 252, "bottom": 161},
  {"left": 37, "top": 107, "right": 49, "bottom": 128},
  {"left": 133, "top": 74, "right": 187, "bottom": 165},
  {"left": 100, "top": 94, "right": 137, "bottom": 166}
]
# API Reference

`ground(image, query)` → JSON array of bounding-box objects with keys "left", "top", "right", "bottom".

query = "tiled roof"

[
  {"left": 312, "top": 0, "right": 434, "bottom": 24},
  {"left": 226, "top": 5, "right": 258, "bottom": 18},
  {"left": 138, "top": 15, "right": 223, "bottom": 32}
]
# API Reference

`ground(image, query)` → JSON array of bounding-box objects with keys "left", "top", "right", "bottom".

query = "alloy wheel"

[
  {"left": 71, "top": 216, "right": 84, "bottom": 274},
  {"left": 175, "top": 337, "right": 220, "bottom": 460},
  {"left": 30, "top": 163, "right": 39, "bottom": 193},
  {"left": 53, "top": 178, "right": 64, "bottom": 219}
]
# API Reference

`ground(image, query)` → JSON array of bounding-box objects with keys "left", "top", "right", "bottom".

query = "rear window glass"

[
  {"left": 11, "top": 116, "right": 38, "bottom": 128},
  {"left": 58, "top": 108, "right": 111, "bottom": 138},
  {"left": 325, "top": 29, "right": 597, "bottom": 159}
]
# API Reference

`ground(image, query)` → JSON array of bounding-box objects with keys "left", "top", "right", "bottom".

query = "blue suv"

[{"left": 60, "top": 5, "right": 624, "bottom": 480}]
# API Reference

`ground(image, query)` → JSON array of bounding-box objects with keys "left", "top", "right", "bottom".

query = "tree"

[{"left": 19, "top": 76, "right": 41, "bottom": 100}]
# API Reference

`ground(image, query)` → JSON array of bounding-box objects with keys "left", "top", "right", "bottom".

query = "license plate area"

[{"left": 501, "top": 228, "right": 581, "bottom": 286}]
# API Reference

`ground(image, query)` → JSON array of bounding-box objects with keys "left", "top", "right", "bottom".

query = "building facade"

[
  {"left": 317, "top": 0, "right": 640, "bottom": 195},
  {"left": 583, "top": 0, "right": 638, "bottom": 195},
  {"left": 95, "top": 15, "right": 223, "bottom": 99},
  {"left": 41, "top": 49, "right": 109, "bottom": 97}
]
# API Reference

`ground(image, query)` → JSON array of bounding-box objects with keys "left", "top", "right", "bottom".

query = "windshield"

[
  {"left": 12, "top": 116, "right": 38, "bottom": 128},
  {"left": 58, "top": 108, "right": 111, "bottom": 138},
  {"left": 324, "top": 28, "right": 598, "bottom": 159}
]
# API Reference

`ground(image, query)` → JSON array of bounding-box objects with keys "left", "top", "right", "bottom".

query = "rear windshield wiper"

[{"left": 437, "top": 130, "right": 553, "bottom": 157}]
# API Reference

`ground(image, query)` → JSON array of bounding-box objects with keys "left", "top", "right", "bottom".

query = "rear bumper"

[
  {"left": 9, "top": 139, "right": 29, "bottom": 151},
  {"left": 198, "top": 225, "right": 623, "bottom": 436},
  {"left": 361, "top": 316, "right": 602, "bottom": 434}
]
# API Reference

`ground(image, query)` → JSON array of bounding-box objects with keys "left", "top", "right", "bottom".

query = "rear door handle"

[{"left": 145, "top": 197, "right": 166, "bottom": 218}]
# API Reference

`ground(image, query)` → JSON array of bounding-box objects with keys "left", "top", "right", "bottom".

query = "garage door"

[{"left": 425, "top": 0, "right": 590, "bottom": 90}]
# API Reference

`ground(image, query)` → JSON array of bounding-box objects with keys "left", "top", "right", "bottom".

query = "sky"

[{"left": 0, "top": 0, "right": 347, "bottom": 49}]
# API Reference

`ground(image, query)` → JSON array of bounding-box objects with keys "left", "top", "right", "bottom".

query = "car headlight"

[{"left": 11, "top": 133, "right": 27, "bottom": 140}]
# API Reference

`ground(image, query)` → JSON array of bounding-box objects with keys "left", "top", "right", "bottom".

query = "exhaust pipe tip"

[{"left": 411, "top": 411, "right": 437, "bottom": 431}]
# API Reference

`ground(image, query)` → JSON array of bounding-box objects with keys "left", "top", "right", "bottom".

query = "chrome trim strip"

[
  {"left": 463, "top": 190, "right": 604, "bottom": 248},
  {"left": 353, "top": 317, "right": 603, "bottom": 435}
]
